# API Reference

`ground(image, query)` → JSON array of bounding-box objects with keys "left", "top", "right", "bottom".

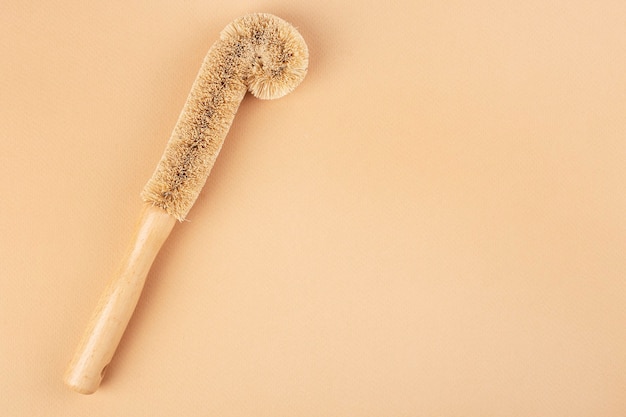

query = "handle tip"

[{"left": 63, "top": 363, "right": 106, "bottom": 395}]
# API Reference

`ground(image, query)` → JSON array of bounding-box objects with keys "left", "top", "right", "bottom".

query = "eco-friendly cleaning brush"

[{"left": 64, "top": 13, "right": 308, "bottom": 394}]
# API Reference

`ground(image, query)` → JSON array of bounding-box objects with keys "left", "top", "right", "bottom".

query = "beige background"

[{"left": 1, "top": 0, "right": 625, "bottom": 415}]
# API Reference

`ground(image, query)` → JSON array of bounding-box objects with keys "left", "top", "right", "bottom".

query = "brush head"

[
  {"left": 223, "top": 13, "right": 309, "bottom": 100},
  {"left": 141, "top": 13, "right": 308, "bottom": 221}
]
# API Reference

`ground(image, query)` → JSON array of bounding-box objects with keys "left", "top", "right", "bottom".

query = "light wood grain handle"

[{"left": 64, "top": 204, "right": 177, "bottom": 394}]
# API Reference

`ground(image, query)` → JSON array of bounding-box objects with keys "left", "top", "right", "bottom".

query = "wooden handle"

[{"left": 64, "top": 204, "right": 177, "bottom": 394}]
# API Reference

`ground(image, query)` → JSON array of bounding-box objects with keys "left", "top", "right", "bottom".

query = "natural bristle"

[
  {"left": 223, "top": 14, "right": 309, "bottom": 100},
  {"left": 141, "top": 13, "right": 308, "bottom": 220}
]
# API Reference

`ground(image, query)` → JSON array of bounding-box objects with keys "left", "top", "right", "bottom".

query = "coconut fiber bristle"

[{"left": 142, "top": 13, "right": 308, "bottom": 221}]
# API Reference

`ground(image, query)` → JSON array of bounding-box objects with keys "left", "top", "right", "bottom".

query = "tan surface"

[{"left": 1, "top": 1, "right": 625, "bottom": 415}]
